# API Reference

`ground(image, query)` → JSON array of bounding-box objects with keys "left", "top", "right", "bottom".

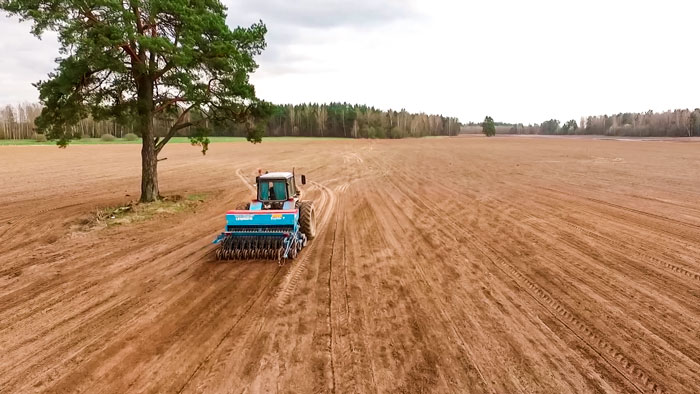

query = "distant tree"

[
  {"left": 585, "top": 116, "right": 594, "bottom": 132},
  {"left": 561, "top": 119, "right": 578, "bottom": 135},
  {"left": 540, "top": 119, "right": 560, "bottom": 135},
  {"left": 1, "top": 0, "right": 268, "bottom": 202},
  {"left": 621, "top": 113, "right": 634, "bottom": 126},
  {"left": 603, "top": 115, "right": 614, "bottom": 131},
  {"left": 687, "top": 111, "right": 698, "bottom": 137},
  {"left": 482, "top": 116, "right": 496, "bottom": 137},
  {"left": 2, "top": 106, "right": 16, "bottom": 139},
  {"left": 692, "top": 109, "right": 700, "bottom": 137}
]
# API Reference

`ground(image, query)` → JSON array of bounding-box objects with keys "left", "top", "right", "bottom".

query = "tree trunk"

[
  {"left": 141, "top": 133, "right": 159, "bottom": 202},
  {"left": 137, "top": 77, "right": 159, "bottom": 202}
]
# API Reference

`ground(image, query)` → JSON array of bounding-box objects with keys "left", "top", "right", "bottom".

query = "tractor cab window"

[{"left": 259, "top": 180, "right": 288, "bottom": 201}]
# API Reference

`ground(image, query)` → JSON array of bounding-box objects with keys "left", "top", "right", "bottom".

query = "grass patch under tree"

[{"left": 79, "top": 193, "right": 211, "bottom": 230}]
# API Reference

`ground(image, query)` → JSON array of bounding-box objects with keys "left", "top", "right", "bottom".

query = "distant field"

[{"left": 0, "top": 136, "right": 344, "bottom": 146}]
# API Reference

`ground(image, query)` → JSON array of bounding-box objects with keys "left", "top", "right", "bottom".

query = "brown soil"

[{"left": 1, "top": 136, "right": 699, "bottom": 393}]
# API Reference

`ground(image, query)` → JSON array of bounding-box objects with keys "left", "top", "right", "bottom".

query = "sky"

[{"left": 1, "top": 0, "right": 698, "bottom": 124}]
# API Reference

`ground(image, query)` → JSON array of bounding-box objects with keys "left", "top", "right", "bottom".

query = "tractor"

[{"left": 213, "top": 170, "right": 316, "bottom": 261}]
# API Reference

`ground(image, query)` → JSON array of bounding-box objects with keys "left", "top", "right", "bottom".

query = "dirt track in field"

[{"left": 1, "top": 136, "right": 699, "bottom": 393}]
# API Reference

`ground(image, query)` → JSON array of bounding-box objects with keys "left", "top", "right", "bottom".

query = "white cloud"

[
  {"left": 2, "top": 1, "right": 699, "bottom": 124},
  {"left": 227, "top": 0, "right": 413, "bottom": 28},
  {"left": 0, "top": 15, "right": 59, "bottom": 106}
]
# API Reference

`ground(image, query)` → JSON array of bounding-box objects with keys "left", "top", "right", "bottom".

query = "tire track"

[
  {"left": 481, "top": 249, "right": 660, "bottom": 394},
  {"left": 274, "top": 181, "right": 336, "bottom": 310},
  {"left": 0, "top": 201, "right": 87, "bottom": 245},
  {"left": 476, "top": 183, "right": 700, "bottom": 288},
  {"left": 407, "top": 164, "right": 698, "bottom": 390},
  {"left": 379, "top": 157, "right": 665, "bottom": 394},
  {"left": 461, "top": 180, "right": 700, "bottom": 321},
  {"left": 562, "top": 219, "right": 700, "bottom": 282},
  {"left": 495, "top": 188, "right": 700, "bottom": 280},
  {"left": 487, "top": 193, "right": 700, "bottom": 283},
  {"left": 235, "top": 168, "right": 256, "bottom": 193},
  {"left": 274, "top": 249, "right": 312, "bottom": 312},
  {"left": 359, "top": 159, "right": 493, "bottom": 391},
  {"left": 586, "top": 195, "right": 700, "bottom": 231},
  {"left": 475, "top": 195, "right": 700, "bottom": 361},
  {"left": 327, "top": 206, "right": 340, "bottom": 394},
  {"left": 535, "top": 185, "right": 700, "bottom": 233},
  {"left": 175, "top": 265, "right": 282, "bottom": 394},
  {"left": 333, "top": 208, "right": 378, "bottom": 392}
]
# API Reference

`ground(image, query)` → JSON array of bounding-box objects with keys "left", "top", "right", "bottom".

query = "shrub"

[
  {"left": 123, "top": 133, "right": 139, "bottom": 141},
  {"left": 375, "top": 127, "right": 386, "bottom": 139},
  {"left": 368, "top": 127, "right": 377, "bottom": 139},
  {"left": 368, "top": 126, "right": 386, "bottom": 139},
  {"left": 35, "top": 134, "right": 47, "bottom": 142},
  {"left": 101, "top": 133, "right": 116, "bottom": 142}
]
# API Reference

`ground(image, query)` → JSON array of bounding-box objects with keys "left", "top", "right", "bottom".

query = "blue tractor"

[{"left": 213, "top": 171, "right": 316, "bottom": 261}]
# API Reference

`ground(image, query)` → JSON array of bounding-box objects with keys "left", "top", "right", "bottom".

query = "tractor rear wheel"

[{"left": 299, "top": 201, "right": 316, "bottom": 240}]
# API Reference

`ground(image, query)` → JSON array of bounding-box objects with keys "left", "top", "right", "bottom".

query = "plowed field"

[{"left": 1, "top": 136, "right": 699, "bottom": 393}]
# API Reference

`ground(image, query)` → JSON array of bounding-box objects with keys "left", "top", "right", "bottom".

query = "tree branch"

[
  {"left": 121, "top": 44, "right": 141, "bottom": 63},
  {"left": 153, "top": 97, "right": 185, "bottom": 114},
  {"left": 155, "top": 104, "right": 199, "bottom": 153},
  {"left": 147, "top": 7, "right": 157, "bottom": 74},
  {"left": 154, "top": 62, "right": 175, "bottom": 81},
  {"left": 130, "top": 1, "right": 144, "bottom": 34},
  {"left": 82, "top": 69, "right": 111, "bottom": 94}
]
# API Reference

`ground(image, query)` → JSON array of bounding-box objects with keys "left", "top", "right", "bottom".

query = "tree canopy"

[
  {"left": 482, "top": 116, "right": 496, "bottom": 137},
  {"left": 1, "top": 0, "right": 268, "bottom": 201},
  {"left": 561, "top": 119, "right": 578, "bottom": 134},
  {"left": 540, "top": 119, "right": 560, "bottom": 135}
]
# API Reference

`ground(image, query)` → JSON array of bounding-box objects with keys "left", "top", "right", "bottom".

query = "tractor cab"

[{"left": 255, "top": 172, "right": 306, "bottom": 210}]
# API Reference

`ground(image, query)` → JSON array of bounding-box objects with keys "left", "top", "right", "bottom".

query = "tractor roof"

[{"left": 259, "top": 172, "right": 293, "bottom": 180}]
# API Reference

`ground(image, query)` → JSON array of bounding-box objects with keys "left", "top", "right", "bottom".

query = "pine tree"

[{"left": 1, "top": 0, "right": 268, "bottom": 201}]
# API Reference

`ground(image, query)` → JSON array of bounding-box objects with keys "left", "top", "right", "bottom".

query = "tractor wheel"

[{"left": 299, "top": 201, "right": 316, "bottom": 240}]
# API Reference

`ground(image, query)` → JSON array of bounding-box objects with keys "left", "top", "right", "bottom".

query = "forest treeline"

[
  {"left": 0, "top": 102, "right": 461, "bottom": 140},
  {"left": 263, "top": 103, "right": 461, "bottom": 138},
  {"left": 472, "top": 108, "right": 700, "bottom": 137},
  {"left": 5, "top": 102, "right": 699, "bottom": 140}
]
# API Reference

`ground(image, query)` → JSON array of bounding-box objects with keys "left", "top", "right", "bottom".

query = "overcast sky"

[{"left": 1, "top": 0, "right": 698, "bottom": 124}]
